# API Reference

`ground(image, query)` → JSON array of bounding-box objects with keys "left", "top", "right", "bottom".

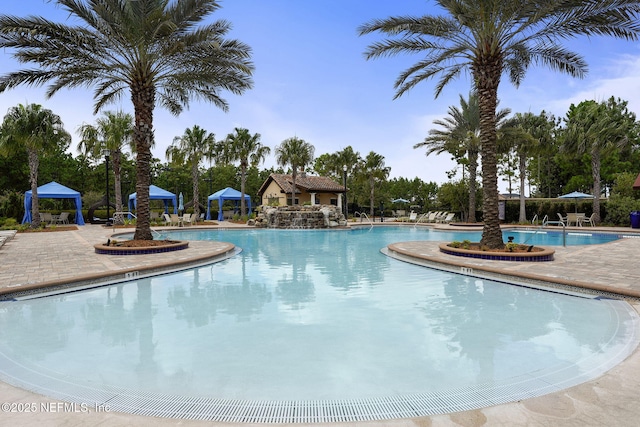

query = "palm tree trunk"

[
  {"left": 369, "top": 176, "right": 375, "bottom": 217},
  {"left": 518, "top": 152, "right": 527, "bottom": 223},
  {"left": 112, "top": 149, "right": 124, "bottom": 225},
  {"left": 591, "top": 149, "right": 601, "bottom": 224},
  {"left": 291, "top": 170, "right": 297, "bottom": 206},
  {"left": 240, "top": 161, "right": 247, "bottom": 216},
  {"left": 192, "top": 160, "right": 200, "bottom": 218},
  {"left": 468, "top": 150, "right": 478, "bottom": 223},
  {"left": 476, "top": 60, "right": 504, "bottom": 249},
  {"left": 28, "top": 148, "right": 41, "bottom": 229},
  {"left": 132, "top": 84, "right": 154, "bottom": 241}
]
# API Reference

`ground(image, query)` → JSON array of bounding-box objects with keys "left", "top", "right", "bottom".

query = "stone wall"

[{"left": 253, "top": 205, "right": 347, "bottom": 229}]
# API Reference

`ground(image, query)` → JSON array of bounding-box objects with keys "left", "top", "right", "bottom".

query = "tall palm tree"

[
  {"left": 77, "top": 111, "right": 134, "bottom": 224},
  {"left": 562, "top": 98, "right": 637, "bottom": 224},
  {"left": 415, "top": 92, "right": 510, "bottom": 222},
  {"left": 223, "top": 128, "right": 271, "bottom": 216},
  {"left": 0, "top": 103, "right": 69, "bottom": 228},
  {"left": 0, "top": 0, "right": 254, "bottom": 240},
  {"left": 500, "top": 112, "right": 554, "bottom": 223},
  {"left": 358, "top": 151, "right": 390, "bottom": 217},
  {"left": 359, "top": 0, "right": 640, "bottom": 248},
  {"left": 166, "top": 125, "right": 216, "bottom": 220},
  {"left": 275, "top": 137, "right": 315, "bottom": 205}
]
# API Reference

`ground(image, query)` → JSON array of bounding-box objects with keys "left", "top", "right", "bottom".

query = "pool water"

[{"left": 0, "top": 227, "right": 636, "bottom": 422}]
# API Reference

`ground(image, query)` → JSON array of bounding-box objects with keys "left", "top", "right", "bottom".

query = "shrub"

[
  {"left": 604, "top": 194, "right": 640, "bottom": 226},
  {"left": 505, "top": 242, "right": 519, "bottom": 252},
  {"left": 0, "top": 218, "right": 19, "bottom": 229}
]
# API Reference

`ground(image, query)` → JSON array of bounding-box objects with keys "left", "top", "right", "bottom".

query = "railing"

[
  {"left": 112, "top": 211, "right": 165, "bottom": 240},
  {"left": 413, "top": 213, "right": 430, "bottom": 228},
  {"left": 354, "top": 211, "right": 374, "bottom": 229},
  {"left": 524, "top": 214, "right": 565, "bottom": 247}
]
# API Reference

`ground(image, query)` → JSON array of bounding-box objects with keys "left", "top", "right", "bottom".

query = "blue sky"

[{"left": 1, "top": 1, "right": 640, "bottom": 192}]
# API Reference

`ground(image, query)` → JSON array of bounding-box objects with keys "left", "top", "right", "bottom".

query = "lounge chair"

[
  {"left": 182, "top": 213, "right": 197, "bottom": 226},
  {"left": 426, "top": 212, "right": 439, "bottom": 222},
  {"left": 163, "top": 213, "right": 172, "bottom": 225},
  {"left": 408, "top": 211, "right": 417, "bottom": 222},
  {"left": 556, "top": 212, "right": 566, "bottom": 226},
  {"left": 438, "top": 212, "right": 455, "bottom": 223}
]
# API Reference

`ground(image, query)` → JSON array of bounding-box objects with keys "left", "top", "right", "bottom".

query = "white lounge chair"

[
  {"left": 556, "top": 212, "right": 566, "bottom": 226},
  {"left": 408, "top": 211, "right": 417, "bottom": 222},
  {"left": 182, "top": 213, "right": 197, "bottom": 226},
  {"left": 426, "top": 212, "right": 439, "bottom": 222},
  {"left": 438, "top": 212, "right": 455, "bottom": 223}
]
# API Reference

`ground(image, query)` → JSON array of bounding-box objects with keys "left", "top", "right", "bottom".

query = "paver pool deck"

[{"left": 1, "top": 222, "right": 640, "bottom": 426}]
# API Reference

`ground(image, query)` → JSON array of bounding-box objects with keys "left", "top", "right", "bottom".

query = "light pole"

[
  {"left": 103, "top": 149, "right": 111, "bottom": 225},
  {"left": 342, "top": 165, "right": 348, "bottom": 219}
]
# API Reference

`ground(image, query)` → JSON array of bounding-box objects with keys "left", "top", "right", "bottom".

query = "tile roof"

[{"left": 258, "top": 173, "right": 345, "bottom": 195}]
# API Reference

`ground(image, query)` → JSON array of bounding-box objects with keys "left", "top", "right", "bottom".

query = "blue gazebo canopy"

[
  {"left": 22, "top": 181, "right": 85, "bottom": 225},
  {"left": 128, "top": 185, "right": 177, "bottom": 214},
  {"left": 206, "top": 187, "right": 252, "bottom": 221}
]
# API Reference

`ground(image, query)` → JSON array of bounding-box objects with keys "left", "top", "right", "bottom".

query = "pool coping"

[{"left": 0, "top": 241, "right": 236, "bottom": 300}]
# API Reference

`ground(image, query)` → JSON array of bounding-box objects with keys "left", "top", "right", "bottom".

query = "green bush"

[
  {"left": 604, "top": 195, "right": 640, "bottom": 226},
  {"left": 0, "top": 217, "right": 19, "bottom": 229},
  {"left": 0, "top": 190, "right": 23, "bottom": 222}
]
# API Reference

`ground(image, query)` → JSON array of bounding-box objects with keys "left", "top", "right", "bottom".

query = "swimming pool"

[{"left": 0, "top": 227, "right": 636, "bottom": 423}]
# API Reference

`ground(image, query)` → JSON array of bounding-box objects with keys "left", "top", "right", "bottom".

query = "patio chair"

[
  {"left": 581, "top": 213, "right": 596, "bottom": 227},
  {"left": 57, "top": 212, "right": 70, "bottom": 225},
  {"left": 170, "top": 213, "right": 183, "bottom": 227},
  {"left": 556, "top": 212, "right": 566, "bottom": 226},
  {"left": 163, "top": 213, "right": 172, "bottom": 225},
  {"left": 408, "top": 211, "right": 417, "bottom": 222},
  {"left": 40, "top": 212, "right": 53, "bottom": 224}
]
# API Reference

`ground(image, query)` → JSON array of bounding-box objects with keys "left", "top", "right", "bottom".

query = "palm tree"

[
  {"left": 0, "top": 0, "right": 254, "bottom": 240},
  {"left": 415, "top": 92, "right": 510, "bottom": 222},
  {"left": 358, "top": 151, "right": 390, "bottom": 217},
  {"left": 500, "top": 112, "right": 554, "bottom": 223},
  {"left": 0, "top": 103, "right": 69, "bottom": 228},
  {"left": 275, "top": 137, "right": 315, "bottom": 205},
  {"left": 562, "top": 98, "right": 637, "bottom": 224},
  {"left": 166, "top": 125, "right": 216, "bottom": 220},
  {"left": 77, "top": 111, "right": 134, "bottom": 224},
  {"left": 223, "top": 128, "right": 271, "bottom": 216},
  {"left": 359, "top": 1, "right": 640, "bottom": 248}
]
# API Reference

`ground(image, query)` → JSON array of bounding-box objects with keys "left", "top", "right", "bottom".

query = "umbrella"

[
  {"left": 391, "top": 198, "right": 410, "bottom": 204},
  {"left": 559, "top": 191, "right": 593, "bottom": 213},
  {"left": 178, "top": 192, "right": 184, "bottom": 212}
]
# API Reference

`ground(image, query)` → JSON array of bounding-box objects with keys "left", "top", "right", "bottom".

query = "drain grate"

[{"left": 0, "top": 354, "right": 634, "bottom": 424}]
